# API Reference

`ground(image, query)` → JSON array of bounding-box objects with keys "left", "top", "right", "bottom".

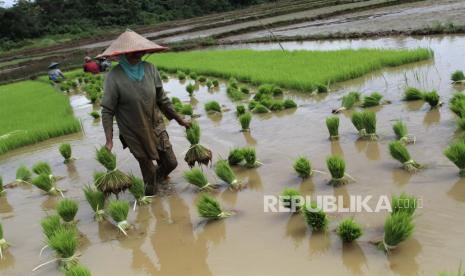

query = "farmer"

[
  {"left": 83, "top": 56, "right": 100, "bottom": 74},
  {"left": 48, "top": 62, "right": 65, "bottom": 82},
  {"left": 97, "top": 57, "right": 112, "bottom": 72},
  {"left": 99, "top": 29, "right": 190, "bottom": 196}
]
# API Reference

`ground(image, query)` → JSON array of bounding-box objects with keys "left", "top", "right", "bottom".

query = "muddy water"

[{"left": 1, "top": 35, "right": 465, "bottom": 275}]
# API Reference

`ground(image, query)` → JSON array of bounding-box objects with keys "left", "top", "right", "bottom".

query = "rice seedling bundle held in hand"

[
  {"left": 391, "top": 193, "right": 417, "bottom": 216},
  {"left": 228, "top": 148, "right": 244, "bottom": 165},
  {"left": 336, "top": 218, "right": 363, "bottom": 242},
  {"left": 59, "top": 143, "right": 73, "bottom": 163},
  {"left": 280, "top": 188, "right": 302, "bottom": 212},
  {"left": 32, "top": 173, "right": 64, "bottom": 196},
  {"left": 403, "top": 87, "right": 424, "bottom": 101},
  {"left": 378, "top": 212, "right": 414, "bottom": 252},
  {"left": 242, "top": 147, "right": 260, "bottom": 168},
  {"left": 94, "top": 147, "right": 132, "bottom": 196},
  {"left": 326, "top": 116, "right": 339, "bottom": 140},
  {"left": 0, "top": 222, "right": 9, "bottom": 259},
  {"left": 239, "top": 112, "right": 252, "bottom": 132},
  {"left": 184, "top": 168, "right": 213, "bottom": 191},
  {"left": 302, "top": 202, "right": 328, "bottom": 231},
  {"left": 57, "top": 199, "right": 79, "bottom": 224},
  {"left": 389, "top": 141, "right": 421, "bottom": 172},
  {"left": 393, "top": 120, "right": 415, "bottom": 144},
  {"left": 83, "top": 185, "right": 105, "bottom": 221},
  {"left": 197, "top": 194, "right": 233, "bottom": 219},
  {"left": 444, "top": 141, "right": 465, "bottom": 177},
  {"left": 15, "top": 165, "right": 32, "bottom": 183},
  {"left": 184, "top": 122, "right": 212, "bottom": 167},
  {"left": 293, "top": 156, "right": 312, "bottom": 178},
  {"left": 326, "top": 155, "right": 351, "bottom": 186},
  {"left": 129, "top": 175, "right": 152, "bottom": 207},
  {"left": 107, "top": 200, "right": 130, "bottom": 235},
  {"left": 65, "top": 265, "right": 92, "bottom": 276}
]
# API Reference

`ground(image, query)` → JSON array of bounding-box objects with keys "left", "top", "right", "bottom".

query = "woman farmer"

[{"left": 99, "top": 30, "right": 190, "bottom": 196}]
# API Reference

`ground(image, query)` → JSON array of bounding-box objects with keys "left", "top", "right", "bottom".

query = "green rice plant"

[
  {"left": 389, "top": 141, "right": 422, "bottom": 172},
  {"left": 228, "top": 148, "right": 244, "bottom": 165},
  {"left": 90, "top": 111, "right": 100, "bottom": 119},
  {"left": 242, "top": 147, "right": 260, "bottom": 168},
  {"left": 83, "top": 185, "right": 105, "bottom": 222},
  {"left": 184, "top": 168, "right": 213, "bottom": 191},
  {"left": 236, "top": 104, "right": 246, "bottom": 116},
  {"left": 160, "top": 71, "right": 168, "bottom": 81},
  {"left": 334, "top": 91, "right": 360, "bottom": 113},
  {"left": 204, "top": 101, "right": 221, "bottom": 113},
  {"left": 391, "top": 193, "right": 417, "bottom": 216},
  {"left": 315, "top": 83, "right": 329, "bottom": 93},
  {"left": 197, "top": 194, "right": 233, "bottom": 219},
  {"left": 336, "top": 218, "right": 363, "bottom": 242},
  {"left": 252, "top": 103, "right": 270, "bottom": 114},
  {"left": 46, "top": 227, "right": 79, "bottom": 270},
  {"left": 228, "top": 77, "right": 239, "bottom": 89},
  {"left": 326, "top": 155, "right": 350, "bottom": 186},
  {"left": 59, "top": 143, "right": 72, "bottom": 163},
  {"left": 351, "top": 111, "right": 366, "bottom": 136},
  {"left": 129, "top": 175, "right": 152, "bottom": 208},
  {"left": 302, "top": 202, "right": 328, "bottom": 231},
  {"left": 361, "top": 92, "right": 383, "bottom": 108},
  {"left": 65, "top": 265, "right": 92, "bottom": 276},
  {"left": 41, "top": 215, "right": 63, "bottom": 240},
  {"left": 214, "top": 160, "right": 240, "bottom": 189},
  {"left": 0, "top": 177, "right": 4, "bottom": 196},
  {"left": 239, "top": 112, "right": 252, "bottom": 131},
  {"left": 32, "top": 161, "right": 52, "bottom": 176},
  {"left": 450, "top": 94, "right": 465, "bottom": 118},
  {"left": 0, "top": 222, "right": 8, "bottom": 259},
  {"left": 451, "top": 70, "right": 465, "bottom": 83},
  {"left": 94, "top": 147, "right": 132, "bottom": 196},
  {"left": 32, "top": 173, "right": 64, "bottom": 196},
  {"left": 57, "top": 199, "right": 79, "bottom": 224},
  {"left": 393, "top": 120, "right": 415, "bottom": 144},
  {"left": 180, "top": 104, "right": 193, "bottom": 116},
  {"left": 107, "top": 200, "right": 130, "bottom": 235},
  {"left": 293, "top": 156, "right": 312, "bottom": 178},
  {"left": 171, "top": 97, "right": 182, "bottom": 105},
  {"left": 444, "top": 141, "right": 465, "bottom": 177},
  {"left": 15, "top": 165, "right": 32, "bottom": 183},
  {"left": 423, "top": 90, "right": 441, "bottom": 108},
  {"left": 259, "top": 94, "right": 273, "bottom": 108},
  {"left": 177, "top": 70, "right": 186, "bottom": 80},
  {"left": 280, "top": 188, "right": 302, "bottom": 212},
  {"left": 189, "top": 72, "right": 198, "bottom": 80},
  {"left": 326, "top": 116, "right": 339, "bottom": 140},
  {"left": 248, "top": 100, "right": 258, "bottom": 110},
  {"left": 227, "top": 85, "right": 247, "bottom": 101},
  {"left": 186, "top": 83, "right": 196, "bottom": 96},
  {"left": 184, "top": 122, "right": 212, "bottom": 167},
  {"left": 212, "top": 79, "right": 219, "bottom": 87},
  {"left": 378, "top": 212, "right": 414, "bottom": 252},
  {"left": 206, "top": 80, "right": 213, "bottom": 88},
  {"left": 457, "top": 117, "right": 465, "bottom": 131},
  {"left": 240, "top": 86, "right": 250, "bottom": 94},
  {"left": 283, "top": 99, "right": 297, "bottom": 109},
  {"left": 403, "top": 87, "right": 424, "bottom": 101},
  {"left": 198, "top": 76, "right": 207, "bottom": 82},
  {"left": 269, "top": 100, "right": 284, "bottom": 111},
  {"left": 363, "top": 111, "right": 377, "bottom": 140}
]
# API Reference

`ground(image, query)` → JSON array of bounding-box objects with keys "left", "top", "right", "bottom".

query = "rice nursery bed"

[{"left": 1, "top": 36, "right": 465, "bottom": 275}]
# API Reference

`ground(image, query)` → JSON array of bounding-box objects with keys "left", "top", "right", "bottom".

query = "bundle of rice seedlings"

[
  {"left": 293, "top": 156, "right": 312, "bottom": 178},
  {"left": 242, "top": 147, "right": 260, "bottom": 168},
  {"left": 65, "top": 265, "right": 92, "bottom": 276},
  {"left": 189, "top": 72, "right": 198, "bottom": 80},
  {"left": 227, "top": 86, "right": 247, "bottom": 101},
  {"left": 450, "top": 94, "right": 465, "bottom": 118},
  {"left": 248, "top": 100, "right": 258, "bottom": 111},
  {"left": 316, "top": 83, "right": 329, "bottom": 93},
  {"left": 361, "top": 92, "right": 383, "bottom": 108},
  {"left": 326, "top": 155, "right": 350, "bottom": 186},
  {"left": 280, "top": 188, "right": 302, "bottom": 212},
  {"left": 197, "top": 194, "right": 233, "bottom": 219},
  {"left": 391, "top": 193, "right": 417, "bottom": 216},
  {"left": 333, "top": 91, "right": 360, "bottom": 113},
  {"left": 363, "top": 111, "right": 378, "bottom": 140},
  {"left": 228, "top": 77, "right": 239, "bottom": 89},
  {"left": 59, "top": 143, "right": 73, "bottom": 163},
  {"left": 83, "top": 185, "right": 105, "bottom": 222},
  {"left": 214, "top": 160, "right": 240, "bottom": 189},
  {"left": 351, "top": 111, "right": 366, "bottom": 137},
  {"left": 259, "top": 95, "right": 273, "bottom": 109},
  {"left": 57, "top": 199, "right": 79, "bottom": 224},
  {"left": 45, "top": 227, "right": 79, "bottom": 271},
  {"left": 252, "top": 103, "right": 270, "bottom": 114},
  {"left": 283, "top": 99, "right": 297, "bottom": 109},
  {"left": 236, "top": 104, "right": 246, "bottom": 116},
  {"left": 32, "top": 161, "right": 52, "bottom": 177},
  {"left": 129, "top": 175, "right": 152, "bottom": 208},
  {"left": 184, "top": 122, "right": 212, "bottom": 167},
  {"left": 212, "top": 79, "right": 219, "bottom": 87},
  {"left": 107, "top": 200, "right": 130, "bottom": 235},
  {"left": 239, "top": 112, "right": 252, "bottom": 132},
  {"left": 198, "top": 76, "right": 206, "bottom": 82},
  {"left": 451, "top": 70, "right": 465, "bottom": 83},
  {"left": 171, "top": 97, "right": 181, "bottom": 105},
  {"left": 336, "top": 218, "right": 363, "bottom": 242},
  {"left": 0, "top": 222, "right": 9, "bottom": 259},
  {"left": 240, "top": 86, "right": 250, "bottom": 94},
  {"left": 15, "top": 165, "right": 32, "bottom": 184},
  {"left": 204, "top": 101, "right": 221, "bottom": 113},
  {"left": 32, "top": 173, "right": 64, "bottom": 196},
  {"left": 186, "top": 83, "right": 196, "bottom": 96},
  {"left": 160, "top": 71, "right": 168, "bottom": 81},
  {"left": 403, "top": 87, "right": 424, "bottom": 101},
  {"left": 0, "top": 177, "right": 4, "bottom": 197},
  {"left": 90, "top": 111, "right": 100, "bottom": 119},
  {"left": 302, "top": 202, "right": 328, "bottom": 231},
  {"left": 326, "top": 116, "right": 339, "bottom": 140},
  {"left": 389, "top": 141, "right": 422, "bottom": 172},
  {"left": 269, "top": 100, "right": 284, "bottom": 111},
  {"left": 177, "top": 71, "right": 186, "bottom": 80},
  {"left": 183, "top": 168, "right": 213, "bottom": 191},
  {"left": 180, "top": 104, "right": 193, "bottom": 116},
  {"left": 393, "top": 120, "right": 415, "bottom": 144},
  {"left": 41, "top": 215, "right": 63, "bottom": 240},
  {"left": 423, "top": 90, "right": 441, "bottom": 108},
  {"left": 206, "top": 80, "right": 213, "bottom": 88},
  {"left": 228, "top": 148, "right": 244, "bottom": 165},
  {"left": 377, "top": 212, "right": 414, "bottom": 252},
  {"left": 444, "top": 141, "right": 465, "bottom": 177},
  {"left": 94, "top": 147, "right": 132, "bottom": 196}
]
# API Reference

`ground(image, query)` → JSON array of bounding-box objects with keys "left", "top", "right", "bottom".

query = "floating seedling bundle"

[
  {"left": 32, "top": 161, "right": 53, "bottom": 178},
  {"left": 204, "top": 101, "right": 221, "bottom": 113},
  {"left": 242, "top": 147, "right": 261, "bottom": 168},
  {"left": 44, "top": 227, "right": 79, "bottom": 271},
  {"left": 376, "top": 212, "right": 414, "bottom": 253},
  {"left": 326, "top": 155, "right": 353, "bottom": 186},
  {"left": 389, "top": 141, "right": 422, "bottom": 172},
  {"left": 228, "top": 148, "right": 244, "bottom": 166},
  {"left": 252, "top": 103, "right": 270, "bottom": 114},
  {"left": 214, "top": 160, "right": 241, "bottom": 189},
  {"left": 107, "top": 200, "right": 130, "bottom": 235},
  {"left": 403, "top": 87, "right": 424, "bottom": 101},
  {"left": 392, "top": 120, "right": 415, "bottom": 144},
  {"left": 15, "top": 165, "right": 32, "bottom": 184},
  {"left": 451, "top": 70, "right": 465, "bottom": 83},
  {"left": 41, "top": 215, "right": 63, "bottom": 241},
  {"left": 361, "top": 92, "right": 384, "bottom": 108},
  {"left": 236, "top": 105, "right": 246, "bottom": 116},
  {"left": 177, "top": 71, "right": 186, "bottom": 80},
  {"left": 212, "top": 80, "right": 219, "bottom": 87},
  {"left": 302, "top": 202, "right": 328, "bottom": 231},
  {"left": 280, "top": 188, "right": 302, "bottom": 212},
  {"left": 184, "top": 122, "right": 212, "bottom": 167},
  {"left": 449, "top": 92, "right": 465, "bottom": 118},
  {"left": 90, "top": 111, "right": 100, "bottom": 119},
  {"left": 83, "top": 185, "right": 105, "bottom": 222},
  {"left": 326, "top": 116, "right": 339, "bottom": 140},
  {"left": 206, "top": 80, "right": 213, "bottom": 88},
  {"left": 57, "top": 199, "right": 79, "bottom": 225},
  {"left": 444, "top": 141, "right": 465, "bottom": 177},
  {"left": 391, "top": 193, "right": 417, "bottom": 216},
  {"left": 423, "top": 90, "right": 441, "bottom": 108},
  {"left": 283, "top": 99, "right": 297, "bottom": 109},
  {"left": 0, "top": 222, "right": 9, "bottom": 259},
  {"left": 351, "top": 111, "right": 377, "bottom": 140},
  {"left": 239, "top": 112, "right": 252, "bottom": 132},
  {"left": 184, "top": 168, "right": 214, "bottom": 191},
  {"left": 293, "top": 156, "right": 312, "bottom": 178},
  {"left": 197, "top": 194, "right": 234, "bottom": 220},
  {"left": 186, "top": 83, "right": 196, "bottom": 96},
  {"left": 32, "top": 173, "right": 64, "bottom": 197},
  {"left": 333, "top": 91, "right": 360, "bottom": 113},
  {"left": 336, "top": 218, "right": 363, "bottom": 242},
  {"left": 129, "top": 175, "right": 153, "bottom": 209},
  {"left": 65, "top": 265, "right": 92, "bottom": 276},
  {"left": 94, "top": 147, "right": 132, "bottom": 196},
  {"left": 59, "top": 143, "right": 73, "bottom": 163}
]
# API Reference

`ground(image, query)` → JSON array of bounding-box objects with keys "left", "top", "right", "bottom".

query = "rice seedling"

[
  {"left": 444, "top": 141, "right": 465, "bottom": 177},
  {"left": 160, "top": 71, "right": 168, "bottom": 81},
  {"left": 315, "top": 83, "right": 329, "bottom": 93},
  {"left": 107, "top": 200, "right": 130, "bottom": 235},
  {"left": 15, "top": 165, "right": 32, "bottom": 183},
  {"left": 403, "top": 87, "right": 424, "bottom": 101},
  {"left": 212, "top": 79, "right": 219, "bottom": 87},
  {"left": 280, "top": 188, "right": 302, "bottom": 212},
  {"left": 302, "top": 202, "right": 328, "bottom": 231},
  {"left": 44, "top": 227, "right": 79, "bottom": 271},
  {"left": 186, "top": 83, "right": 196, "bottom": 96},
  {"left": 242, "top": 147, "right": 260, "bottom": 168},
  {"left": 236, "top": 104, "right": 246, "bottom": 116},
  {"left": 293, "top": 156, "right": 312, "bottom": 178},
  {"left": 326, "top": 155, "right": 351, "bottom": 186},
  {"left": 180, "top": 104, "right": 193, "bottom": 116},
  {"left": 377, "top": 212, "right": 414, "bottom": 252},
  {"left": 389, "top": 141, "right": 422, "bottom": 172},
  {"left": 391, "top": 193, "right": 417, "bottom": 216},
  {"left": 32, "top": 173, "right": 64, "bottom": 196},
  {"left": 252, "top": 103, "right": 270, "bottom": 114},
  {"left": 239, "top": 112, "right": 252, "bottom": 132},
  {"left": 189, "top": 72, "right": 198, "bottom": 80},
  {"left": 333, "top": 91, "right": 360, "bottom": 113},
  {"left": 94, "top": 147, "right": 132, "bottom": 196},
  {"left": 90, "top": 111, "right": 100, "bottom": 119},
  {"left": 451, "top": 70, "right": 465, "bottom": 83},
  {"left": 41, "top": 215, "right": 63, "bottom": 240},
  {"left": 228, "top": 77, "right": 239, "bottom": 89},
  {"left": 206, "top": 80, "right": 213, "bottom": 88},
  {"left": 423, "top": 90, "right": 441, "bottom": 108},
  {"left": 198, "top": 76, "right": 207, "bottom": 82},
  {"left": 240, "top": 86, "right": 250, "bottom": 94},
  {"left": 450, "top": 93, "right": 465, "bottom": 118},
  {"left": 129, "top": 175, "right": 152, "bottom": 208},
  {"left": 204, "top": 101, "right": 221, "bottom": 113},
  {"left": 59, "top": 143, "right": 73, "bottom": 163},
  {"left": 32, "top": 161, "right": 52, "bottom": 176},
  {"left": 393, "top": 120, "right": 415, "bottom": 144},
  {"left": 184, "top": 122, "right": 212, "bottom": 167},
  {"left": 351, "top": 111, "right": 366, "bottom": 137},
  {"left": 283, "top": 99, "right": 297, "bottom": 109},
  {"left": 363, "top": 111, "right": 378, "bottom": 140},
  {"left": 361, "top": 92, "right": 383, "bottom": 108},
  {"left": 177, "top": 71, "right": 186, "bottom": 80},
  {"left": 214, "top": 160, "right": 241, "bottom": 189},
  {"left": 227, "top": 85, "right": 247, "bottom": 101},
  {"left": 183, "top": 168, "right": 213, "bottom": 191},
  {"left": 57, "top": 199, "right": 79, "bottom": 224},
  {"left": 269, "top": 100, "right": 284, "bottom": 111},
  {"left": 457, "top": 117, "right": 465, "bottom": 131},
  {"left": 228, "top": 148, "right": 244, "bottom": 165},
  {"left": 326, "top": 116, "right": 339, "bottom": 140},
  {"left": 83, "top": 185, "right": 105, "bottom": 222},
  {"left": 197, "top": 194, "right": 233, "bottom": 219},
  {"left": 0, "top": 177, "right": 4, "bottom": 196},
  {"left": 0, "top": 222, "right": 10, "bottom": 259},
  {"left": 336, "top": 218, "right": 363, "bottom": 242},
  {"left": 171, "top": 97, "right": 181, "bottom": 105},
  {"left": 65, "top": 265, "right": 92, "bottom": 276}
]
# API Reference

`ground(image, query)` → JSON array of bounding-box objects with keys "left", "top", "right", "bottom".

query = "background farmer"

[
  {"left": 47, "top": 62, "right": 65, "bottom": 82},
  {"left": 83, "top": 56, "right": 100, "bottom": 74},
  {"left": 99, "top": 30, "right": 190, "bottom": 196}
]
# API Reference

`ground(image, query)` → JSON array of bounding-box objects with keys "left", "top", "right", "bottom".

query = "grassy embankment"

[
  {"left": 150, "top": 49, "right": 433, "bottom": 92},
  {"left": 0, "top": 80, "right": 81, "bottom": 154}
]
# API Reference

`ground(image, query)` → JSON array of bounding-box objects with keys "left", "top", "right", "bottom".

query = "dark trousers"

[{"left": 137, "top": 147, "right": 178, "bottom": 191}]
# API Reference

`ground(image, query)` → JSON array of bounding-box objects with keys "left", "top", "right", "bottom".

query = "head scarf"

[{"left": 119, "top": 54, "right": 145, "bottom": 81}]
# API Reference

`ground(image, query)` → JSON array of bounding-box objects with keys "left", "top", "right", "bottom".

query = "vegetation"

[
  {"left": 236, "top": 105, "right": 246, "bottom": 116},
  {"left": 239, "top": 112, "right": 252, "bottom": 131},
  {"left": 94, "top": 147, "right": 132, "bottom": 196},
  {"left": 186, "top": 83, "right": 196, "bottom": 96},
  {"left": 333, "top": 91, "right": 360, "bottom": 113},
  {"left": 197, "top": 194, "right": 233, "bottom": 219},
  {"left": 423, "top": 90, "right": 441, "bottom": 108},
  {"left": 0, "top": 177, "right": 4, "bottom": 197},
  {"left": 65, "top": 265, "right": 92, "bottom": 276},
  {"left": 391, "top": 193, "right": 417, "bottom": 217},
  {"left": 0, "top": 222, "right": 9, "bottom": 259},
  {"left": 336, "top": 218, "right": 363, "bottom": 242},
  {"left": 242, "top": 147, "right": 260, "bottom": 168},
  {"left": 90, "top": 111, "right": 100, "bottom": 119},
  {"left": 107, "top": 200, "right": 130, "bottom": 235},
  {"left": 283, "top": 99, "right": 297, "bottom": 109},
  {"left": 393, "top": 120, "right": 415, "bottom": 144},
  {"left": 184, "top": 122, "right": 212, "bottom": 167},
  {"left": 83, "top": 185, "right": 105, "bottom": 222},
  {"left": 403, "top": 87, "right": 424, "bottom": 101},
  {"left": 32, "top": 173, "right": 64, "bottom": 196},
  {"left": 451, "top": 70, "right": 465, "bottom": 83},
  {"left": 214, "top": 160, "right": 240, "bottom": 189},
  {"left": 15, "top": 165, "right": 32, "bottom": 183},
  {"left": 204, "top": 101, "right": 221, "bottom": 113},
  {"left": 280, "top": 188, "right": 302, "bottom": 212},
  {"left": 56, "top": 199, "right": 79, "bottom": 224},
  {"left": 361, "top": 92, "right": 383, "bottom": 108},
  {"left": 302, "top": 202, "right": 328, "bottom": 231},
  {"left": 0, "top": 81, "right": 81, "bottom": 154},
  {"left": 32, "top": 161, "right": 52, "bottom": 176},
  {"left": 129, "top": 175, "right": 152, "bottom": 207},
  {"left": 351, "top": 111, "right": 377, "bottom": 140},
  {"left": 228, "top": 148, "right": 244, "bottom": 165},
  {"left": 326, "top": 116, "right": 339, "bottom": 140},
  {"left": 59, "top": 143, "right": 73, "bottom": 163},
  {"left": 41, "top": 215, "right": 63, "bottom": 240},
  {"left": 47, "top": 227, "right": 79, "bottom": 270},
  {"left": 184, "top": 168, "right": 213, "bottom": 191},
  {"left": 378, "top": 212, "right": 414, "bottom": 252},
  {"left": 444, "top": 141, "right": 465, "bottom": 177},
  {"left": 293, "top": 156, "right": 312, "bottom": 178},
  {"left": 326, "top": 155, "right": 349, "bottom": 186},
  {"left": 389, "top": 141, "right": 422, "bottom": 172}
]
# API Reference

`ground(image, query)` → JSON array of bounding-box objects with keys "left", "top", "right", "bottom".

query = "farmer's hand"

[
  {"left": 105, "top": 140, "right": 113, "bottom": 152},
  {"left": 178, "top": 118, "right": 191, "bottom": 129}
]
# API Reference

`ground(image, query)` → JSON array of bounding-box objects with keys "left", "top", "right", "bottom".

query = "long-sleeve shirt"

[{"left": 101, "top": 62, "right": 178, "bottom": 160}]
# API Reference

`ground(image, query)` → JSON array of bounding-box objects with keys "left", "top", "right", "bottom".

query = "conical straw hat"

[{"left": 98, "top": 29, "right": 168, "bottom": 58}]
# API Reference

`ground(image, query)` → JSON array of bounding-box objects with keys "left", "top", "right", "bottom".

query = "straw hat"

[{"left": 98, "top": 29, "right": 168, "bottom": 58}]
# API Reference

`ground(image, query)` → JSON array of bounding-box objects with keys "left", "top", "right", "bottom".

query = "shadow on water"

[
  {"left": 330, "top": 140, "right": 345, "bottom": 157},
  {"left": 242, "top": 131, "right": 257, "bottom": 145},
  {"left": 391, "top": 168, "right": 414, "bottom": 187},
  {"left": 285, "top": 213, "right": 307, "bottom": 249},
  {"left": 365, "top": 141, "right": 380, "bottom": 161},
  {"left": 0, "top": 197, "right": 13, "bottom": 214},
  {"left": 308, "top": 231, "right": 331, "bottom": 256},
  {"left": 387, "top": 238, "right": 422, "bottom": 276},
  {"left": 422, "top": 108, "right": 441, "bottom": 127},
  {"left": 405, "top": 100, "right": 424, "bottom": 112},
  {"left": 447, "top": 178, "right": 465, "bottom": 202},
  {"left": 342, "top": 242, "right": 368, "bottom": 276},
  {"left": 220, "top": 187, "right": 239, "bottom": 206}
]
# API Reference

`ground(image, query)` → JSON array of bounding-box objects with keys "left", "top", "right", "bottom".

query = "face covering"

[{"left": 119, "top": 54, "right": 145, "bottom": 81}]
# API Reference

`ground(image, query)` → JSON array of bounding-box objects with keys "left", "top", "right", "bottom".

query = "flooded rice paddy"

[{"left": 1, "top": 35, "right": 465, "bottom": 275}]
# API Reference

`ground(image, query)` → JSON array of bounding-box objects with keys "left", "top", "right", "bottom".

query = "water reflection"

[
  {"left": 242, "top": 131, "right": 257, "bottom": 145},
  {"left": 220, "top": 188, "right": 239, "bottom": 206},
  {"left": 342, "top": 242, "right": 367, "bottom": 275},
  {"left": 309, "top": 231, "right": 331, "bottom": 255},
  {"left": 365, "top": 141, "right": 380, "bottom": 161},
  {"left": 388, "top": 238, "right": 421, "bottom": 276},
  {"left": 391, "top": 168, "right": 413, "bottom": 186},
  {"left": 405, "top": 100, "right": 424, "bottom": 112},
  {"left": 423, "top": 108, "right": 441, "bottom": 127},
  {"left": 245, "top": 168, "right": 263, "bottom": 191},
  {"left": 285, "top": 213, "right": 306, "bottom": 248},
  {"left": 0, "top": 197, "right": 13, "bottom": 214},
  {"left": 447, "top": 178, "right": 465, "bottom": 202},
  {"left": 330, "top": 140, "right": 345, "bottom": 157}
]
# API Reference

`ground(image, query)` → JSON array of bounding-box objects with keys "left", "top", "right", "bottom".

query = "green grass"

[
  {"left": 150, "top": 49, "right": 432, "bottom": 92},
  {"left": 0, "top": 80, "right": 81, "bottom": 154}
]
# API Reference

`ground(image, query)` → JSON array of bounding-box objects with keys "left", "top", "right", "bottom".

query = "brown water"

[{"left": 1, "top": 35, "right": 465, "bottom": 275}]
